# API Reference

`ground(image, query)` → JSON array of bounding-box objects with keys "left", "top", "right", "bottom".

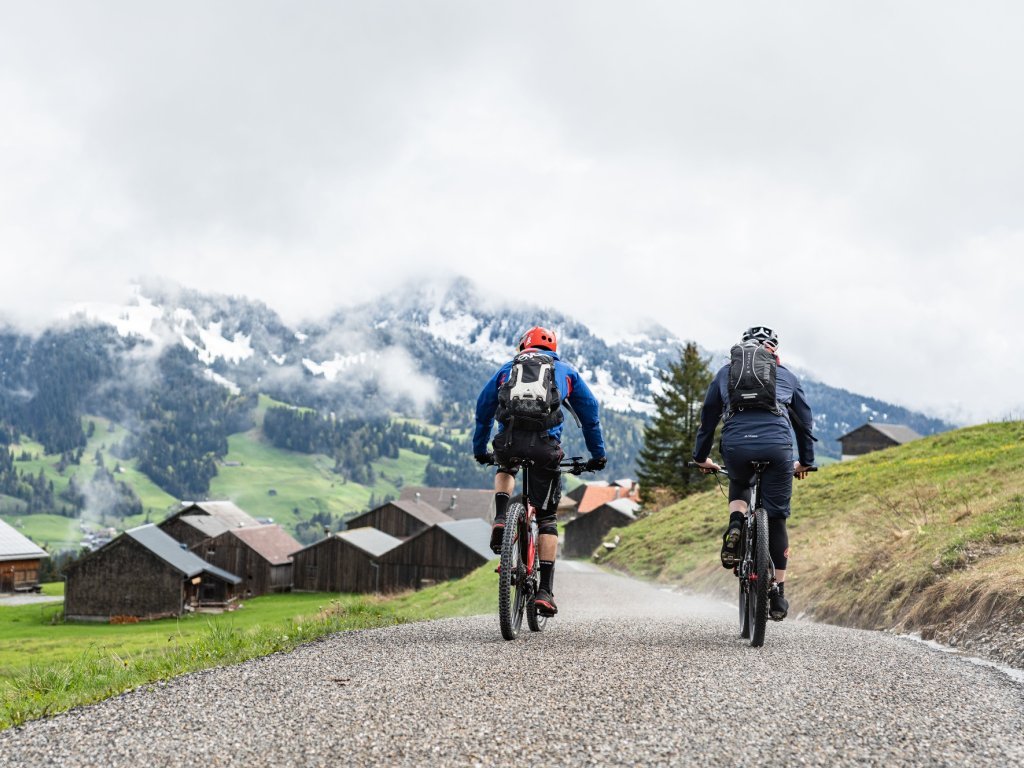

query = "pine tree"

[{"left": 636, "top": 342, "right": 714, "bottom": 505}]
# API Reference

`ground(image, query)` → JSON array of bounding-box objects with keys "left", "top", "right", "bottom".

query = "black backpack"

[
  {"left": 727, "top": 341, "right": 783, "bottom": 416},
  {"left": 495, "top": 352, "right": 565, "bottom": 431}
]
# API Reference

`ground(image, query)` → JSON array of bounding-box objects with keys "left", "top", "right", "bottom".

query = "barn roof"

[
  {"left": 176, "top": 515, "right": 232, "bottom": 538},
  {"left": 0, "top": 519, "right": 49, "bottom": 562},
  {"left": 228, "top": 525, "right": 302, "bottom": 565},
  {"left": 437, "top": 519, "right": 494, "bottom": 561},
  {"left": 125, "top": 525, "right": 241, "bottom": 584},
  {"left": 336, "top": 527, "right": 403, "bottom": 557},
  {"left": 172, "top": 500, "right": 261, "bottom": 528},
  {"left": 576, "top": 483, "right": 641, "bottom": 514},
  {"left": 838, "top": 423, "right": 922, "bottom": 444},
  {"left": 349, "top": 499, "right": 454, "bottom": 528},
  {"left": 399, "top": 486, "right": 495, "bottom": 521},
  {"left": 566, "top": 497, "right": 638, "bottom": 529}
]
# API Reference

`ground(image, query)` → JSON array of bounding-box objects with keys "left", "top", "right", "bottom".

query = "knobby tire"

[
  {"left": 749, "top": 506, "right": 770, "bottom": 647},
  {"left": 498, "top": 500, "right": 527, "bottom": 641}
]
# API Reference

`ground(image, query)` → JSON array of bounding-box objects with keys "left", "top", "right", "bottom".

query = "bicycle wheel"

[
  {"left": 498, "top": 499, "right": 527, "bottom": 640},
  {"left": 749, "top": 507, "right": 770, "bottom": 647},
  {"left": 738, "top": 521, "right": 751, "bottom": 639},
  {"left": 526, "top": 515, "right": 547, "bottom": 632}
]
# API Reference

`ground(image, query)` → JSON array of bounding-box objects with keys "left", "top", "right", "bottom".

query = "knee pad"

[{"left": 537, "top": 513, "right": 558, "bottom": 536}]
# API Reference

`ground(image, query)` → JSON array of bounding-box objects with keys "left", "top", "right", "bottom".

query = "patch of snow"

[
  {"left": 269, "top": 353, "right": 286, "bottom": 365},
  {"left": 588, "top": 367, "right": 655, "bottom": 415},
  {"left": 195, "top": 321, "right": 253, "bottom": 364},
  {"left": 202, "top": 369, "right": 241, "bottom": 395},
  {"left": 302, "top": 352, "right": 372, "bottom": 381},
  {"left": 294, "top": 332, "right": 308, "bottom": 343},
  {"left": 68, "top": 295, "right": 164, "bottom": 342},
  {"left": 424, "top": 309, "right": 510, "bottom": 363}
]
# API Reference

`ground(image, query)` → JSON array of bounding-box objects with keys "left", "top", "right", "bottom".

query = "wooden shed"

[
  {"left": 563, "top": 498, "right": 639, "bottom": 558},
  {"left": 838, "top": 423, "right": 922, "bottom": 460},
  {"left": 159, "top": 500, "right": 262, "bottom": 549},
  {"left": 64, "top": 524, "right": 241, "bottom": 622},
  {"left": 400, "top": 486, "right": 496, "bottom": 522},
  {"left": 345, "top": 499, "right": 453, "bottom": 539},
  {"left": 199, "top": 524, "right": 301, "bottom": 596},
  {"left": 291, "top": 527, "right": 402, "bottom": 593},
  {"left": 378, "top": 519, "right": 494, "bottom": 592},
  {"left": 0, "top": 518, "right": 49, "bottom": 594}
]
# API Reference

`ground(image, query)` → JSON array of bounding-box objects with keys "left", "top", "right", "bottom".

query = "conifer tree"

[{"left": 636, "top": 342, "right": 714, "bottom": 505}]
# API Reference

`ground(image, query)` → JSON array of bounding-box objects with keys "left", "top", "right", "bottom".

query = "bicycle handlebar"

[
  {"left": 483, "top": 456, "right": 597, "bottom": 475},
  {"left": 685, "top": 461, "right": 818, "bottom": 476}
]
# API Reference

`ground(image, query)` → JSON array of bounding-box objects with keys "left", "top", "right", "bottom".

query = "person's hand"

[
  {"left": 694, "top": 458, "right": 721, "bottom": 474},
  {"left": 794, "top": 461, "right": 812, "bottom": 479},
  {"left": 475, "top": 453, "right": 495, "bottom": 465},
  {"left": 585, "top": 456, "right": 607, "bottom": 472}
]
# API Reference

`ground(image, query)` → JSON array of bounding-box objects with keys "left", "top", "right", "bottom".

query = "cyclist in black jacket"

[{"left": 692, "top": 326, "right": 815, "bottom": 620}]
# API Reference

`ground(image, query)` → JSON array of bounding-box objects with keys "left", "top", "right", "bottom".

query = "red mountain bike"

[{"left": 496, "top": 456, "right": 589, "bottom": 641}]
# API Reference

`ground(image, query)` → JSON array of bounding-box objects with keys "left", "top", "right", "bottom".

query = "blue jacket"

[
  {"left": 692, "top": 361, "right": 816, "bottom": 466},
  {"left": 473, "top": 350, "right": 606, "bottom": 458}
]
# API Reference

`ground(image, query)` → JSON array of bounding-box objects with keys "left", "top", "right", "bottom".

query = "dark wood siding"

[
  {"left": 291, "top": 538, "right": 383, "bottom": 593},
  {"left": 378, "top": 528, "right": 488, "bottom": 592},
  {"left": 346, "top": 503, "right": 430, "bottom": 539},
  {"left": 0, "top": 559, "right": 43, "bottom": 593},
  {"left": 839, "top": 426, "right": 899, "bottom": 457},
  {"left": 200, "top": 532, "right": 290, "bottom": 597},
  {"left": 563, "top": 509, "right": 634, "bottom": 558},
  {"left": 64, "top": 537, "right": 185, "bottom": 620}
]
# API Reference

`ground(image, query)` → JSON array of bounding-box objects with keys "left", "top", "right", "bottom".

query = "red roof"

[
  {"left": 229, "top": 525, "right": 302, "bottom": 565},
  {"left": 576, "top": 484, "right": 640, "bottom": 515}
]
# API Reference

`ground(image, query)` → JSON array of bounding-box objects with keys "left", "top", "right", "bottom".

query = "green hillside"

[{"left": 601, "top": 422, "right": 1024, "bottom": 660}]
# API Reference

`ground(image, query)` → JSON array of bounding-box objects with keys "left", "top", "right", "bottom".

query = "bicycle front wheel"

[
  {"left": 498, "top": 499, "right": 527, "bottom": 640},
  {"left": 749, "top": 507, "right": 770, "bottom": 647}
]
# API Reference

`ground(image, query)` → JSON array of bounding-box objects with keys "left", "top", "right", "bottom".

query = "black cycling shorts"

[
  {"left": 492, "top": 429, "right": 564, "bottom": 514},
  {"left": 721, "top": 441, "right": 794, "bottom": 519}
]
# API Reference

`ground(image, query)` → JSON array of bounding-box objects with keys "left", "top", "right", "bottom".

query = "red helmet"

[{"left": 518, "top": 326, "right": 557, "bottom": 352}]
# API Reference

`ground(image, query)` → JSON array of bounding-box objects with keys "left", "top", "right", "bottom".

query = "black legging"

[{"left": 768, "top": 517, "right": 789, "bottom": 572}]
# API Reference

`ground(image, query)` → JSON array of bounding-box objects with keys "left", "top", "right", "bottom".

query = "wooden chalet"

[
  {"left": 199, "top": 524, "right": 301, "bottom": 596},
  {"left": 379, "top": 519, "right": 494, "bottom": 592},
  {"left": 563, "top": 498, "right": 639, "bottom": 558},
  {"left": 292, "top": 527, "right": 402, "bottom": 593},
  {"left": 400, "top": 486, "right": 496, "bottom": 522},
  {"left": 346, "top": 499, "right": 453, "bottom": 539},
  {"left": 838, "top": 423, "right": 922, "bottom": 460},
  {"left": 64, "top": 524, "right": 241, "bottom": 622},
  {"left": 562, "top": 481, "right": 641, "bottom": 520},
  {"left": 159, "top": 500, "right": 262, "bottom": 549},
  {"left": 0, "top": 519, "right": 49, "bottom": 594}
]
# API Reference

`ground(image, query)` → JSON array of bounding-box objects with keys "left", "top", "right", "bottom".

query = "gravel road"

[{"left": 3, "top": 562, "right": 1022, "bottom": 767}]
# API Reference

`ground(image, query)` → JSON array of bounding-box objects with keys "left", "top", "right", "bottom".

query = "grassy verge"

[
  {"left": 0, "top": 563, "right": 495, "bottom": 729},
  {"left": 601, "top": 422, "right": 1024, "bottom": 662}
]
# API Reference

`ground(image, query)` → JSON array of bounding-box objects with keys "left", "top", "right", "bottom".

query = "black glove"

[
  {"left": 475, "top": 453, "right": 495, "bottom": 465},
  {"left": 585, "top": 456, "right": 607, "bottom": 472}
]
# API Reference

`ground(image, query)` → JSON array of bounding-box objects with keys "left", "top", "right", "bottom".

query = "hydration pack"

[
  {"left": 727, "top": 341, "right": 782, "bottom": 416},
  {"left": 496, "top": 352, "right": 564, "bottom": 431}
]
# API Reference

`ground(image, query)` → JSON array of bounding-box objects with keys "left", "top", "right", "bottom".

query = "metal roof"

[
  {"left": 178, "top": 515, "right": 232, "bottom": 538},
  {"left": 172, "top": 501, "right": 261, "bottom": 528},
  {"left": 336, "top": 527, "right": 403, "bottom": 557},
  {"left": 228, "top": 525, "right": 302, "bottom": 565},
  {"left": 0, "top": 519, "right": 49, "bottom": 562},
  {"left": 349, "top": 498, "right": 454, "bottom": 527},
  {"left": 602, "top": 497, "right": 640, "bottom": 520},
  {"left": 399, "top": 486, "right": 495, "bottom": 522},
  {"left": 125, "top": 525, "right": 241, "bottom": 584},
  {"left": 837, "top": 423, "right": 922, "bottom": 444},
  {"left": 437, "top": 519, "right": 494, "bottom": 561}
]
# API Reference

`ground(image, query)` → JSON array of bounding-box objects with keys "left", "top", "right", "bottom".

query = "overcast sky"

[{"left": 1, "top": 2, "right": 1021, "bottom": 423}]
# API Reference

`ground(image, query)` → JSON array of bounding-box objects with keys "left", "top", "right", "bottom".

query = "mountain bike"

[
  {"left": 688, "top": 460, "right": 816, "bottom": 647},
  {"left": 493, "top": 456, "right": 590, "bottom": 641}
]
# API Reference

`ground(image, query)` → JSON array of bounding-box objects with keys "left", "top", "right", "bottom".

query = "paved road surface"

[{"left": 2, "top": 562, "right": 1022, "bottom": 767}]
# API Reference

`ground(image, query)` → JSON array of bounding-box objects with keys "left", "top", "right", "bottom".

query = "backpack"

[
  {"left": 495, "top": 352, "right": 565, "bottom": 431},
  {"left": 727, "top": 341, "right": 783, "bottom": 416}
]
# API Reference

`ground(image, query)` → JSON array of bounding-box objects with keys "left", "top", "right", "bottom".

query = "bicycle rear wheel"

[
  {"left": 749, "top": 507, "right": 770, "bottom": 647},
  {"left": 498, "top": 500, "right": 527, "bottom": 640},
  {"left": 737, "top": 522, "right": 751, "bottom": 639},
  {"left": 526, "top": 515, "right": 547, "bottom": 632}
]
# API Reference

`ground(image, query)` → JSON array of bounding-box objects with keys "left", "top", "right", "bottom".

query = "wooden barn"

[
  {"left": 345, "top": 498, "right": 453, "bottom": 539},
  {"left": 378, "top": 519, "right": 494, "bottom": 592},
  {"left": 838, "top": 423, "right": 922, "bottom": 460},
  {"left": 291, "top": 527, "right": 402, "bottom": 593},
  {"left": 563, "top": 498, "right": 639, "bottom": 558},
  {"left": 0, "top": 519, "right": 49, "bottom": 594},
  {"left": 64, "top": 524, "right": 241, "bottom": 622},
  {"left": 199, "top": 524, "right": 301, "bottom": 596},
  {"left": 159, "top": 500, "right": 262, "bottom": 549},
  {"left": 400, "top": 486, "right": 496, "bottom": 522}
]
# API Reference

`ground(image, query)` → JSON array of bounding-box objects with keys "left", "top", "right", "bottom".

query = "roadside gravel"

[{"left": 2, "top": 562, "right": 1022, "bottom": 767}]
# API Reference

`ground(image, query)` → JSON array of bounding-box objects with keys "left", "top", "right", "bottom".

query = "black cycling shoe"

[
  {"left": 769, "top": 585, "right": 789, "bottom": 621},
  {"left": 489, "top": 520, "right": 505, "bottom": 555},
  {"left": 534, "top": 589, "right": 558, "bottom": 616},
  {"left": 720, "top": 525, "right": 741, "bottom": 568}
]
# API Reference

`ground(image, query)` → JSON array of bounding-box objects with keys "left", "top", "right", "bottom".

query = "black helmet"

[{"left": 742, "top": 326, "right": 778, "bottom": 346}]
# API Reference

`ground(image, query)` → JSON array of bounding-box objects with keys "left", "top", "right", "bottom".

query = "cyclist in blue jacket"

[
  {"left": 692, "top": 326, "right": 815, "bottom": 621},
  {"left": 473, "top": 326, "right": 606, "bottom": 616}
]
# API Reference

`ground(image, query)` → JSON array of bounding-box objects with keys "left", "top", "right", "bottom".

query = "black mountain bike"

[
  {"left": 688, "top": 460, "right": 816, "bottom": 647},
  {"left": 494, "top": 456, "right": 590, "bottom": 641}
]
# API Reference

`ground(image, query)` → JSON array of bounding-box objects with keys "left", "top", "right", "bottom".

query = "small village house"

[
  {"left": 64, "top": 524, "right": 241, "bottom": 621},
  {"left": 0, "top": 519, "right": 49, "bottom": 593},
  {"left": 346, "top": 498, "right": 454, "bottom": 539},
  {"left": 199, "top": 524, "right": 301, "bottom": 596},
  {"left": 159, "top": 500, "right": 263, "bottom": 549},
  {"left": 563, "top": 498, "right": 639, "bottom": 558},
  {"left": 378, "top": 519, "right": 493, "bottom": 592},
  {"left": 400, "top": 486, "right": 496, "bottom": 522},
  {"left": 291, "top": 527, "right": 402, "bottom": 593},
  {"left": 837, "top": 423, "right": 922, "bottom": 460},
  {"left": 562, "top": 480, "right": 641, "bottom": 521}
]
